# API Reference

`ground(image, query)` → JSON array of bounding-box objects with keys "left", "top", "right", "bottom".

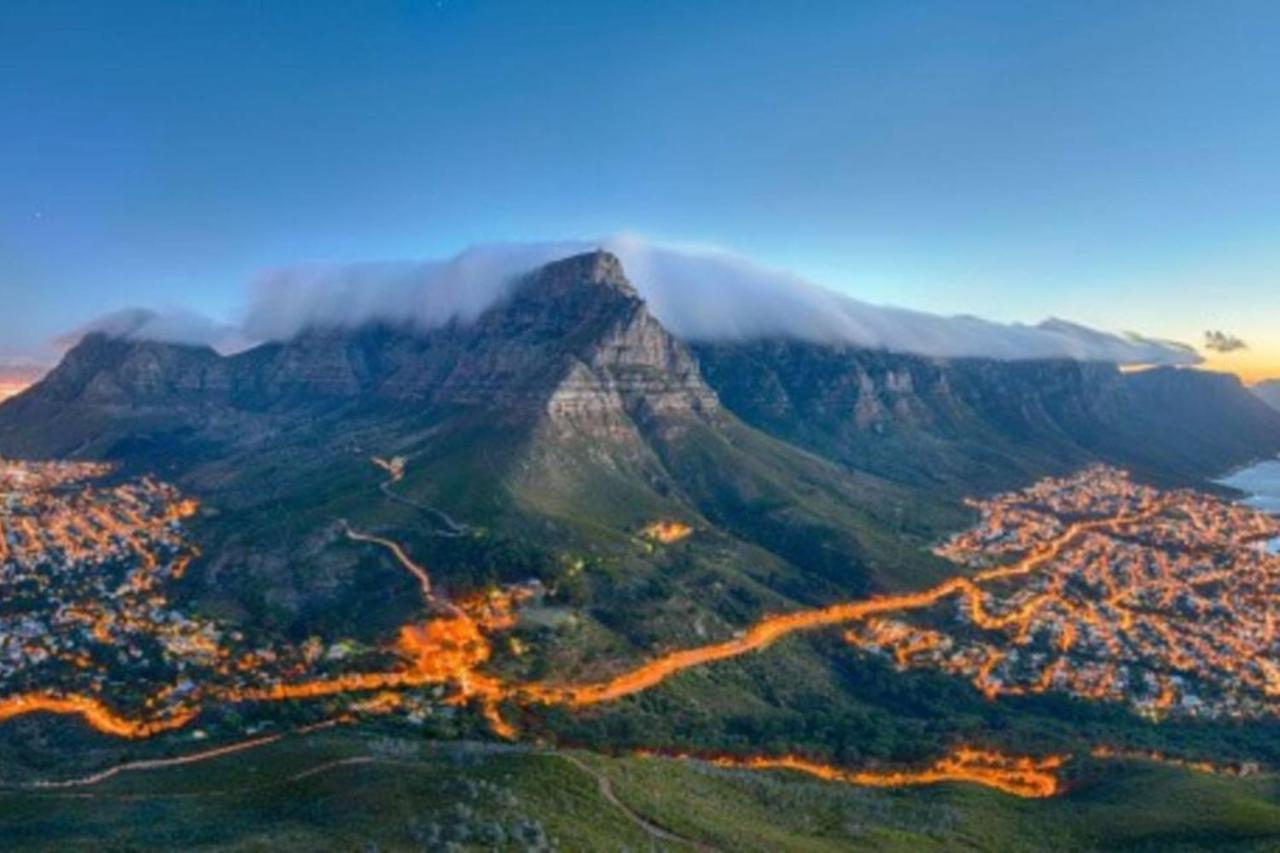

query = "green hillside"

[{"left": 3, "top": 729, "right": 1279, "bottom": 851}]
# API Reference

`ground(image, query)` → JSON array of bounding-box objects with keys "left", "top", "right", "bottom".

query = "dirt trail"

[
  {"left": 29, "top": 733, "right": 282, "bottom": 789},
  {"left": 373, "top": 455, "right": 471, "bottom": 537},
  {"left": 343, "top": 523, "right": 436, "bottom": 602},
  {"left": 559, "top": 754, "right": 718, "bottom": 851}
]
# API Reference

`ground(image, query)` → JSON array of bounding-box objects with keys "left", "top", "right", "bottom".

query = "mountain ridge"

[
  {"left": 3, "top": 252, "right": 1280, "bottom": 820},
  {"left": 4, "top": 250, "right": 1276, "bottom": 491},
  {"left": 694, "top": 340, "right": 1280, "bottom": 490},
  {"left": 0, "top": 252, "right": 954, "bottom": 646}
]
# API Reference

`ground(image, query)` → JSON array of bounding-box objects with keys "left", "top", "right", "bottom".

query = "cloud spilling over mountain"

[
  {"left": 56, "top": 308, "right": 250, "bottom": 354},
  {"left": 241, "top": 243, "right": 574, "bottom": 344},
  {"left": 66, "top": 239, "right": 1202, "bottom": 366}
]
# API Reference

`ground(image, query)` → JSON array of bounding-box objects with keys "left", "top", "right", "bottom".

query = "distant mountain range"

[{"left": 1, "top": 251, "right": 1277, "bottom": 637}]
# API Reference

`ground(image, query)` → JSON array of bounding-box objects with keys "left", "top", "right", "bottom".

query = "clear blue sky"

[{"left": 3, "top": 1, "right": 1279, "bottom": 376}]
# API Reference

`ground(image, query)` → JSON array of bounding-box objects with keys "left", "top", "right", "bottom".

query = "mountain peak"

[{"left": 531, "top": 250, "right": 637, "bottom": 298}]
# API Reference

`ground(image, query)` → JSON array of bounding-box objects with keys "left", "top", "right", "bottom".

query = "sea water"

[
  {"left": 1218, "top": 459, "right": 1280, "bottom": 514},
  {"left": 1217, "top": 459, "right": 1280, "bottom": 553}
]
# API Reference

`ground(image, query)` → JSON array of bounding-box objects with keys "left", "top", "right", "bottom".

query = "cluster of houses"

[{"left": 852, "top": 467, "right": 1280, "bottom": 721}]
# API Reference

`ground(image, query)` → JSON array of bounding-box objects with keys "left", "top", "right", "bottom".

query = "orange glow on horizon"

[
  {"left": 0, "top": 381, "right": 30, "bottom": 402},
  {"left": 1200, "top": 348, "right": 1280, "bottom": 385}
]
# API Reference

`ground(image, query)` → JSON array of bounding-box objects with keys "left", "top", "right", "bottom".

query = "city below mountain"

[
  {"left": 9, "top": 7, "right": 1280, "bottom": 847},
  {"left": 2, "top": 251, "right": 1280, "bottom": 848}
]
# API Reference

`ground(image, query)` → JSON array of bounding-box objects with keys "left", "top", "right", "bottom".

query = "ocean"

[
  {"left": 1217, "top": 459, "right": 1280, "bottom": 554},
  {"left": 1217, "top": 459, "right": 1280, "bottom": 516}
]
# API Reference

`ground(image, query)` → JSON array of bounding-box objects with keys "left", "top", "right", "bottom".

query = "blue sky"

[{"left": 3, "top": 1, "right": 1279, "bottom": 377}]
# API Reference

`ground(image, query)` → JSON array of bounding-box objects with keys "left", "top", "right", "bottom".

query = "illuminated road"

[
  {"left": 5, "top": 459, "right": 1240, "bottom": 802},
  {"left": 0, "top": 693, "right": 196, "bottom": 740},
  {"left": 0, "top": 470, "right": 1163, "bottom": 739},
  {"left": 519, "top": 499, "right": 1165, "bottom": 708},
  {"left": 641, "top": 746, "right": 1067, "bottom": 799}
]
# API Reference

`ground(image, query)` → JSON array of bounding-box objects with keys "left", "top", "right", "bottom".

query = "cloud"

[
  {"left": 1204, "top": 330, "right": 1248, "bottom": 354},
  {"left": 240, "top": 243, "right": 571, "bottom": 343},
  {"left": 57, "top": 237, "right": 1203, "bottom": 367},
  {"left": 56, "top": 307, "right": 252, "bottom": 355},
  {"left": 605, "top": 240, "right": 1201, "bottom": 365}
]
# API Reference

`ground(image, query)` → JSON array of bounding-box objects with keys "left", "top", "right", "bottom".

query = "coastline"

[{"left": 1216, "top": 456, "right": 1280, "bottom": 518}]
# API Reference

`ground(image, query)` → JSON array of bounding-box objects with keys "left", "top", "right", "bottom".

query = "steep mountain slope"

[{"left": 694, "top": 340, "right": 1280, "bottom": 492}]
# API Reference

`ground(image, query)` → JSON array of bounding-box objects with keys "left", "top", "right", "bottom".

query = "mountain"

[
  {"left": 1254, "top": 379, "right": 1280, "bottom": 412},
  {"left": 2, "top": 251, "right": 1277, "bottom": 647},
  {"left": 5, "top": 250, "right": 1280, "bottom": 843},
  {"left": 0, "top": 252, "right": 952, "bottom": 653},
  {"left": 694, "top": 341, "right": 1280, "bottom": 491}
]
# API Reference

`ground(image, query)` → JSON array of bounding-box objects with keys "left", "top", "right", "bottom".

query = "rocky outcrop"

[{"left": 427, "top": 251, "right": 720, "bottom": 422}]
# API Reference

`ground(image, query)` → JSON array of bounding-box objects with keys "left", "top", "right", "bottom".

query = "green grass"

[{"left": 3, "top": 729, "right": 1280, "bottom": 851}]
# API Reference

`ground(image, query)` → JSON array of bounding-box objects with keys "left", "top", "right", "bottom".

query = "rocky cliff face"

[
  {"left": 5, "top": 250, "right": 1276, "bottom": 631},
  {"left": 0, "top": 251, "right": 931, "bottom": 619},
  {"left": 35, "top": 333, "right": 230, "bottom": 403},
  {"left": 423, "top": 251, "right": 719, "bottom": 424},
  {"left": 0, "top": 251, "right": 721, "bottom": 455}
]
